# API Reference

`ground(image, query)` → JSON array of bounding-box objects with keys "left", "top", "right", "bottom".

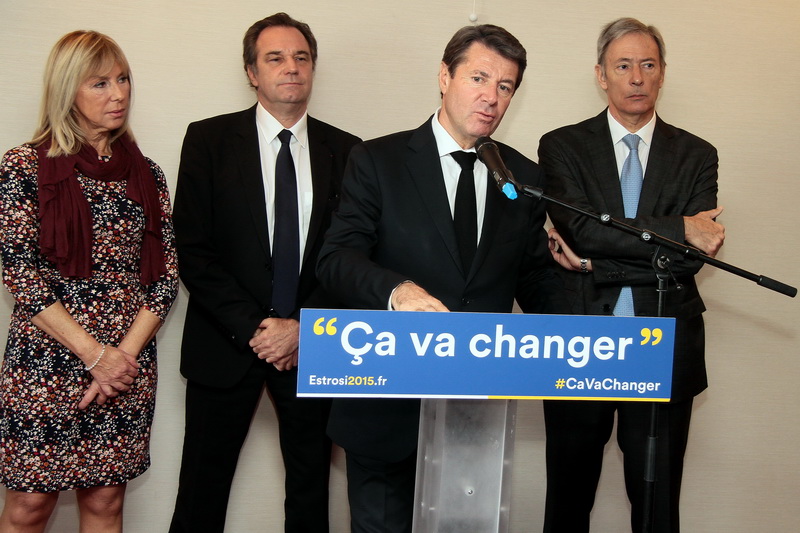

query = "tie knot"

[
  {"left": 450, "top": 151, "right": 477, "bottom": 170},
  {"left": 278, "top": 129, "right": 293, "bottom": 145},
  {"left": 622, "top": 133, "right": 640, "bottom": 152}
]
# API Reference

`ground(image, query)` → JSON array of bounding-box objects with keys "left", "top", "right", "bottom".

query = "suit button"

[{"left": 461, "top": 298, "right": 470, "bottom": 305}]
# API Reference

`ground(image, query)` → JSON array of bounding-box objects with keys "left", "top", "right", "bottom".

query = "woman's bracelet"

[{"left": 86, "top": 344, "right": 106, "bottom": 371}]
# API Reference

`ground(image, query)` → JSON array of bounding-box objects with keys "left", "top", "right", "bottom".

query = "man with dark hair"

[
  {"left": 242, "top": 12, "right": 319, "bottom": 70},
  {"left": 169, "top": 12, "right": 360, "bottom": 533},
  {"left": 440, "top": 25, "right": 527, "bottom": 88},
  {"left": 538, "top": 17, "right": 724, "bottom": 533},
  {"left": 316, "top": 24, "right": 565, "bottom": 533}
]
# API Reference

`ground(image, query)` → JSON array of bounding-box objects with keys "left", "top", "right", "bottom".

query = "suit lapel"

[
  {"left": 584, "top": 112, "right": 675, "bottom": 218},
  {"left": 638, "top": 117, "right": 674, "bottom": 216},
  {"left": 305, "top": 118, "right": 332, "bottom": 269},
  {"left": 586, "top": 112, "right": 626, "bottom": 216},
  {"left": 234, "top": 106, "right": 271, "bottom": 260},
  {"left": 471, "top": 177, "right": 502, "bottom": 280},
  {"left": 406, "top": 122, "right": 465, "bottom": 276}
]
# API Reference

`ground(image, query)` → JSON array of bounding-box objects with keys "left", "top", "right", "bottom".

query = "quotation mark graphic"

[
  {"left": 640, "top": 328, "right": 663, "bottom": 346},
  {"left": 313, "top": 317, "right": 338, "bottom": 336}
]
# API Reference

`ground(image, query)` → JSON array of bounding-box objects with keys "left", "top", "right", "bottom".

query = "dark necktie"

[
  {"left": 613, "top": 133, "right": 643, "bottom": 317},
  {"left": 451, "top": 151, "right": 478, "bottom": 273},
  {"left": 272, "top": 129, "right": 299, "bottom": 317}
]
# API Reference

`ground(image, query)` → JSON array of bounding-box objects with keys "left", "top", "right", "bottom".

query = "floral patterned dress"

[{"left": 0, "top": 144, "right": 178, "bottom": 492}]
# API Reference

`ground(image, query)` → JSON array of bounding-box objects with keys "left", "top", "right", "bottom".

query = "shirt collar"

[
  {"left": 255, "top": 102, "right": 309, "bottom": 148},
  {"left": 432, "top": 108, "right": 476, "bottom": 157},
  {"left": 606, "top": 109, "right": 656, "bottom": 147}
]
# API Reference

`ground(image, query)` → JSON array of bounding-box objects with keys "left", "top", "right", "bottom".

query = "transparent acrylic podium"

[{"left": 412, "top": 398, "right": 517, "bottom": 533}]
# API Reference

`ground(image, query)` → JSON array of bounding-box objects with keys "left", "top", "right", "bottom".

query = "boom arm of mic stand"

[{"left": 518, "top": 184, "right": 797, "bottom": 298}]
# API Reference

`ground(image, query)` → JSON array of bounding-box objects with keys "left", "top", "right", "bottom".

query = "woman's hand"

[
  {"left": 86, "top": 344, "right": 139, "bottom": 396},
  {"left": 78, "top": 307, "right": 162, "bottom": 408},
  {"left": 78, "top": 381, "right": 108, "bottom": 410},
  {"left": 78, "top": 344, "right": 137, "bottom": 409}
]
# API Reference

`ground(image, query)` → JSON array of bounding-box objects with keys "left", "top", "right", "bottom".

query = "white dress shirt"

[
  {"left": 607, "top": 109, "right": 656, "bottom": 182},
  {"left": 431, "top": 109, "right": 488, "bottom": 242},
  {"left": 254, "top": 103, "right": 313, "bottom": 266}
]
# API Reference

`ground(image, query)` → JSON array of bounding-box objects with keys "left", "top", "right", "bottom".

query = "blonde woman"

[{"left": 0, "top": 31, "right": 178, "bottom": 532}]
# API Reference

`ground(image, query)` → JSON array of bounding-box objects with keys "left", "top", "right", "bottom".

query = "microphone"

[{"left": 475, "top": 136, "right": 518, "bottom": 200}]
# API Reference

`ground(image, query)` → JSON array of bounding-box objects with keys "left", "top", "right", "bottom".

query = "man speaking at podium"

[
  {"left": 538, "top": 17, "right": 725, "bottom": 533},
  {"left": 317, "top": 23, "right": 565, "bottom": 533}
]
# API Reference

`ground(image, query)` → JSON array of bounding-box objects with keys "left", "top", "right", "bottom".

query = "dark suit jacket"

[
  {"left": 316, "top": 118, "right": 567, "bottom": 461},
  {"left": 538, "top": 110, "right": 719, "bottom": 401},
  {"left": 173, "top": 104, "right": 361, "bottom": 388}
]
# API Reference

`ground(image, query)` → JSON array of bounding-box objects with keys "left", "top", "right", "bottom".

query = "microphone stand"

[
  {"left": 518, "top": 184, "right": 797, "bottom": 298},
  {"left": 514, "top": 182, "right": 796, "bottom": 532}
]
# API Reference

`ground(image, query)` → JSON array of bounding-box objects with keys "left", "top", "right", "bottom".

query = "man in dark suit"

[
  {"left": 537, "top": 17, "right": 725, "bottom": 533},
  {"left": 316, "top": 24, "right": 565, "bottom": 533},
  {"left": 169, "top": 13, "right": 360, "bottom": 533}
]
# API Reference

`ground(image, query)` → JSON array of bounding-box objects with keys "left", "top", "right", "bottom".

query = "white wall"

[{"left": 1, "top": 1, "right": 798, "bottom": 531}]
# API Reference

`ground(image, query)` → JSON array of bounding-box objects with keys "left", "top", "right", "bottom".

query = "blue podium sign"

[{"left": 297, "top": 309, "right": 675, "bottom": 401}]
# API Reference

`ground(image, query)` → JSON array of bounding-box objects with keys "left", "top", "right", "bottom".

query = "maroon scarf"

[{"left": 36, "top": 134, "right": 166, "bottom": 285}]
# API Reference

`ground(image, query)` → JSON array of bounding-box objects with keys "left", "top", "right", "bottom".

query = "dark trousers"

[
  {"left": 344, "top": 449, "right": 417, "bottom": 533},
  {"left": 542, "top": 399, "right": 693, "bottom": 533},
  {"left": 169, "top": 358, "right": 332, "bottom": 533}
]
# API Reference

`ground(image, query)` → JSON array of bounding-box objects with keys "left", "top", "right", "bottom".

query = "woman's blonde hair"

[{"left": 31, "top": 30, "right": 133, "bottom": 157}]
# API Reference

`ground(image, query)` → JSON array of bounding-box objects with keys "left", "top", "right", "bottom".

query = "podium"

[
  {"left": 297, "top": 309, "right": 676, "bottom": 532},
  {"left": 413, "top": 399, "right": 517, "bottom": 533}
]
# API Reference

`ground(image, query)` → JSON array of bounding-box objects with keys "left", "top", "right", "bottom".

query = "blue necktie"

[
  {"left": 613, "top": 134, "right": 642, "bottom": 317},
  {"left": 272, "top": 129, "right": 299, "bottom": 317},
  {"left": 451, "top": 151, "right": 478, "bottom": 273}
]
